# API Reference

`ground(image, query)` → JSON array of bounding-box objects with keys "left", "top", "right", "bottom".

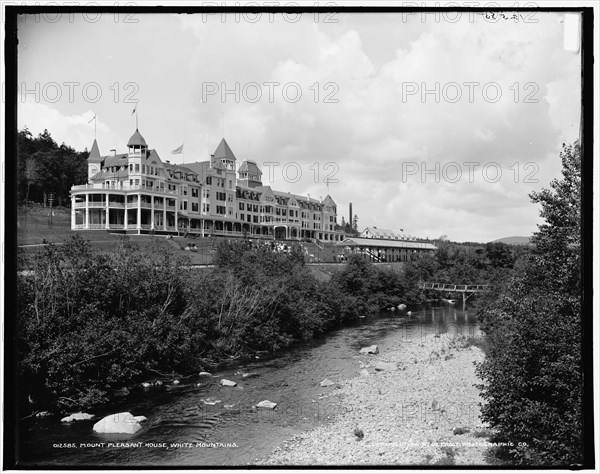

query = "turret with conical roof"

[{"left": 87, "top": 138, "right": 103, "bottom": 181}]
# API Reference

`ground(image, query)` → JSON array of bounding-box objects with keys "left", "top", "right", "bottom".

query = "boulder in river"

[
  {"left": 256, "top": 400, "right": 277, "bottom": 410},
  {"left": 172, "top": 380, "right": 180, "bottom": 385},
  {"left": 359, "top": 345, "right": 379, "bottom": 355},
  {"left": 61, "top": 412, "right": 94, "bottom": 423},
  {"left": 141, "top": 382, "right": 151, "bottom": 388},
  {"left": 374, "top": 362, "right": 397, "bottom": 371},
  {"left": 359, "top": 369, "right": 370, "bottom": 377},
  {"left": 198, "top": 371, "right": 212, "bottom": 377},
  {"left": 320, "top": 378, "right": 335, "bottom": 387},
  {"left": 92, "top": 412, "right": 142, "bottom": 434},
  {"left": 397, "top": 304, "right": 407, "bottom": 310},
  {"left": 220, "top": 379, "right": 237, "bottom": 387}
]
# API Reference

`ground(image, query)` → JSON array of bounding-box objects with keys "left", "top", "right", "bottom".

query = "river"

[{"left": 19, "top": 303, "right": 479, "bottom": 467}]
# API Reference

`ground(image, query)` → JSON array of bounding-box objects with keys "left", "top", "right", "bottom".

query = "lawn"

[{"left": 16, "top": 205, "right": 214, "bottom": 265}]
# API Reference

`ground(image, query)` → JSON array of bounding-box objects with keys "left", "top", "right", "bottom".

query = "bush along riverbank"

[
  {"left": 259, "top": 332, "right": 495, "bottom": 466},
  {"left": 16, "top": 236, "right": 422, "bottom": 417}
]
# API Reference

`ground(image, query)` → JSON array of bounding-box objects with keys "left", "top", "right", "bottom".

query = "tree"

[
  {"left": 17, "top": 128, "right": 88, "bottom": 206},
  {"left": 352, "top": 214, "right": 359, "bottom": 231},
  {"left": 476, "top": 142, "right": 582, "bottom": 465},
  {"left": 484, "top": 242, "right": 515, "bottom": 269}
]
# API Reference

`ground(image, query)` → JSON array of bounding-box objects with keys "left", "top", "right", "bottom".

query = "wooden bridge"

[
  {"left": 419, "top": 282, "right": 489, "bottom": 293},
  {"left": 419, "top": 282, "right": 489, "bottom": 309}
]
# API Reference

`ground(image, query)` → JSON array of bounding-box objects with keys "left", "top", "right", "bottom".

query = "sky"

[{"left": 16, "top": 7, "right": 583, "bottom": 243}]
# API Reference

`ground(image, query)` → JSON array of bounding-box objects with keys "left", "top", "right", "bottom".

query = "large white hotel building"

[{"left": 70, "top": 128, "right": 342, "bottom": 242}]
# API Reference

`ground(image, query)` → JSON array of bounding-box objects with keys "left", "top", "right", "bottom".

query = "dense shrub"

[
  {"left": 17, "top": 236, "right": 193, "bottom": 411},
  {"left": 476, "top": 142, "right": 583, "bottom": 465}
]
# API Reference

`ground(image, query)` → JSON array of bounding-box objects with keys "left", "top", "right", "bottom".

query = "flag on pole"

[
  {"left": 131, "top": 105, "right": 137, "bottom": 115},
  {"left": 171, "top": 144, "right": 184, "bottom": 154},
  {"left": 88, "top": 114, "right": 96, "bottom": 124}
]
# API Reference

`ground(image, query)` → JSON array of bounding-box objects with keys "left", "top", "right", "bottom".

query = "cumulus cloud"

[{"left": 16, "top": 11, "right": 581, "bottom": 242}]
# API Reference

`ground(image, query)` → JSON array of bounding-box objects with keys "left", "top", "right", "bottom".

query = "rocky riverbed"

[{"left": 258, "top": 332, "right": 494, "bottom": 466}]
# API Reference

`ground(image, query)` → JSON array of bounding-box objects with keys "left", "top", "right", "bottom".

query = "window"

[
  {"left": 228, "top": 207, "right": 233, "bottom": 216},
  {"left": 229, "top": 180, "right": 232, "bottom": 189},
  {"left": 192, "top": 202, "right": 199, "bottom": 212},
  {"left": 135, "top": 164, "right": 140, "bottom": 172},
  {"left": 247, "top": 215, "right": 251, "bottom": 222},
  {"left": 253, "top": 215, "right": 258, "bottom": 223},
  {"left": 239, "top": 202, "right": 244, "bottom": 210},
  {"left": 206, "top": 176, "right": 212, "bottom": 185},
  {"left": 216, "top": 192, "right": 226, "bottom": 201},
  {"left": 192, "top": 188, "right": 199, "bottom": 198},
  {"left": 142, "top": 164, "right": 146, "bottom": 174},
  {"left": 180, "top": 201, "right": 188, "bottom": 211},
  {"left": 202, "top": 203, "right": 210, "bottom": 213},
  {"left": 129, "top": 164, "right": 133, "bottom": 172},
  {"left": 240, "top": 213, "right": 245, "bottom": 221},
  {"left": 216, "top": 205, "right": 226, "bottom": 215}
]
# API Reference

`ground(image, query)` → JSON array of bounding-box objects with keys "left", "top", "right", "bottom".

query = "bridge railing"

[{"left": 419, "top": 282, "right": 489, "bottom": 292}]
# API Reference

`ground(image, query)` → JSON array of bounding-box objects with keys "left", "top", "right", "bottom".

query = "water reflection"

[{"left": 19, "top": 303, "right": 480, "bottom": 467}]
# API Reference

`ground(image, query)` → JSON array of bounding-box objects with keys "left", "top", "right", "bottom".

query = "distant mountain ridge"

[{"left": 490, "top": 236, "right": 532, "bottom": 245}]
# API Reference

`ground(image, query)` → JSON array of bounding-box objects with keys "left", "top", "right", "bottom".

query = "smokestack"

[{"left": 349, "top": 202, "right": 353, "bottom": 225}]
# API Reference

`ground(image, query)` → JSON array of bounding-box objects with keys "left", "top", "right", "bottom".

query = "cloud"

[
  {"left": 16, "top": 12, "right": 581, "bottom": 242},
  {"left": 18, "top": 101, "right": 123, "bottom": 153}
]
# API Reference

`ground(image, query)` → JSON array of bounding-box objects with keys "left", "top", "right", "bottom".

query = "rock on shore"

[{"left": 259, "top": 333, "right": 491, "bottom": 466}]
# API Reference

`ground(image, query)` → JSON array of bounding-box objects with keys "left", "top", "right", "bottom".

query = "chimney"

[
  {"left": 349, "top": 202, "right": 353, "bottom": 225},
  {"left": 110, "top": 149, "right": 116, "bottom": 156}
]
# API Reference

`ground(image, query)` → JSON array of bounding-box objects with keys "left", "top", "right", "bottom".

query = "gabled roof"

[
  {"left": 88, "top": 139, "right": 102, "bottom": 163},
  {"left": 127, "top": 129, "right": 147, "bottom": 147},
  {"left": 322, "top": 195, "right": 336, "bottom": 206},
  {"left": 255, "top": 186, "right": 275, "bottom": 201},
  {"left": 292, "top": 194, "right": 321, "bottom": 204},
  {"left": 90, "top": 168, "right": 129, "bottom": 180},
  {"left": 102, "top": 154, "right": 128, "bottom": 167},
  {"left": 213, "top": 138, "right": 237, "bottom": 161},
  {"left": 361, "top": 227, "right": 412, "bottom": 241}
]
